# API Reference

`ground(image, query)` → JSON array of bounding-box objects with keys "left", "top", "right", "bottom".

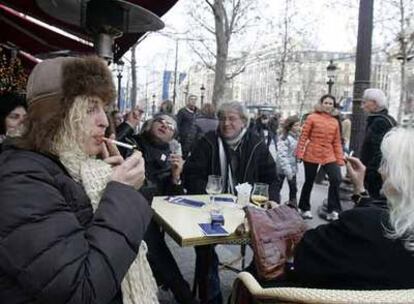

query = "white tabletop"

[{"left": 152, "top": 194, "right": 249, "bottom": 247}]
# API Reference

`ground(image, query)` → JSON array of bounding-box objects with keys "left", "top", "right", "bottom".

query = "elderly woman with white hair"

[
  {"left": 184, "top": 101, "right": 278, "bottom": 303},
  {"left": 360, "top": 88, "right": 396, "bottom": 199},
  {"left": 289, "top": 127, "right": 414, "bottom": 289}
]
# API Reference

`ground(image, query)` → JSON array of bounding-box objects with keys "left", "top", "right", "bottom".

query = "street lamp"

[
  {"left": 116, "top": 60, "right": 124, "bottom": 109},
  {"left": 152, "top": 94, "right": 156, "bottom": 116},
  {"left": 326, "top": 60, "right": 337, "bottom": 95},
  {"left": 200, "top": 84, "right": 206, "bottom": 107}
]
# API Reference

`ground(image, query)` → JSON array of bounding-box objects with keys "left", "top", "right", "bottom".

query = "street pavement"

[{"left": 158, "top": 165, "right": 352, "bottom": 303}]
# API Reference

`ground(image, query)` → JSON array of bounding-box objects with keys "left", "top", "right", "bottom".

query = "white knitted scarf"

[{"left": 59, "top": 151, "right": 159, "bottom": 304}]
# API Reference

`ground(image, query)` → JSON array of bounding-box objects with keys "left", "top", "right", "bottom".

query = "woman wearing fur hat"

[
  {"left": 0, "top": 56, "right": 157, "bottom": 304},
  {"left": 296, "top": 94, "right": 345, "bottom": 221}
]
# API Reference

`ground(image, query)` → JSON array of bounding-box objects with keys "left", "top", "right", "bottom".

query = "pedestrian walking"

[
  {"left": 296, "top": 94, "right": 345, "bottom": 221},
  {"left": 360, "top": 88, "right": 396, "bottom": 199},
  {"left": 275, "top": 115, "right": 300, "bottom": 206}
]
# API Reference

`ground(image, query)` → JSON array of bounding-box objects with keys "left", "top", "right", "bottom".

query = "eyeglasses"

[
  {"left": 154, "top": 118, "right": 175, "bottom": 131},
  {"left": 219, "top": 116, "right": 242, "bottom": 123}
]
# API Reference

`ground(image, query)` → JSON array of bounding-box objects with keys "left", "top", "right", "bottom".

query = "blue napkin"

[
  {"left": 199, "top": 223, "right": 229, "bottom": 236},
  {"left": 165, "top": 196, "right": 205, "bottom": 208}
]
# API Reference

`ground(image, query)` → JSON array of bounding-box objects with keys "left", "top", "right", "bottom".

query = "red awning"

[
  {"left": 0, "top": 0, "right": 178, "bottom": 65},
  {"left": 0, "top": 5, "right": 94, "bottom": 56}
]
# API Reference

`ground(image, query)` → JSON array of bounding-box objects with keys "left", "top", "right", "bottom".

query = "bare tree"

[
  {"left": 186, "top": 0, "right": 263, "bottom": 106},
  {"left": 263, "top": 0, "right": 318, "bottom": 109},
  {"left": 375, "top": 0, "right": 414, "bottom": 122},
  {"left": 298, "top": 65, "right": 318, "bottom": 116}
]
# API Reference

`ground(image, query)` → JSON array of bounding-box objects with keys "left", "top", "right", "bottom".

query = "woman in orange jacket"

[{"left": 296, "top": 94, "right": 345, "bottom": 221}]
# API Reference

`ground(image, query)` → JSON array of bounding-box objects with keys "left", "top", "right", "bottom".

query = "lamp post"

[
  {"left": 183, "top": 82, "right": 189, "bottom": 105},
  {"left": 200, "top": 84, "right": 206, "bottom": 107},
  {"left": 151, "top": 94, "right": 156, "bottom": 116},
  {"left": 326, "top": 60, "right": 337, "bottom": 95},
  {"left": 116, "top": 60, "right": 124, "bottom": 110}
]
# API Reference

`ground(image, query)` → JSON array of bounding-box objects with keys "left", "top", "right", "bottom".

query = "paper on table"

[
  {"left": 165, "top": 196, "right": 205, "bottom": 208},
  {"left": 212, "top": 196, "right": 238, "bottom": 208}
]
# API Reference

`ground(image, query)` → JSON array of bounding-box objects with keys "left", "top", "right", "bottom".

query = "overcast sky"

[{"left": 131, "top": 0, "right": 359, "bottom": 73}]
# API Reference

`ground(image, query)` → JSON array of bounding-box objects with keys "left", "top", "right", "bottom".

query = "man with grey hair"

[
  {"left": 183, "top": 101, "right": 278, "bottom": 303},
  {"left": 360, "top": 88, "right": 396, "bottom": 199}
]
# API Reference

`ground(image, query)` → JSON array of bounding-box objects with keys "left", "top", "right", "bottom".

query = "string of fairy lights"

[{"left": 0, "top": 47, "right": 28, "bottom": 96}]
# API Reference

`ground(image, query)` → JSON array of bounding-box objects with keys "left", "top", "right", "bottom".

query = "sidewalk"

[{"left": 160, "top": 165, "right": 344, "bottom": 302}]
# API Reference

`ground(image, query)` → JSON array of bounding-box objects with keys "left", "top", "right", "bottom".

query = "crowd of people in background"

[{"left": 1, "top": 55, "right": 413, "bottom": 304}]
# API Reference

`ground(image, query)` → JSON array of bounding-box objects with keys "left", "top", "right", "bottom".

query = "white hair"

[
  {"left": 363, "top": 88, "right": 387, "bottom": 110},
  {"left": 381, "top": 128, "right": 414, "bottom": 251},
  {"left": 217, "top": 101, "right": 250, "bottom": 126}
]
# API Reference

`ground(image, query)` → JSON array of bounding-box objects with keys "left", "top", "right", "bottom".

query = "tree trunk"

[
  {"left": 130, "top": 44, "right": 137, "bottom": 109},
  {"left": 397, "top": 0, "right": 406, "bottom": 123},
  {"left": 212, "top": 0, "right": 229, "bottom": 107},
  {"left": 276, "top": 0, "right": 290, "bottom": 109},
  {"left": 350, "top": 0, "right": 374, "bottom": 156}
]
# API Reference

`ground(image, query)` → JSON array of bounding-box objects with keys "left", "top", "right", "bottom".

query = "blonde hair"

[
  {"left": 53, "top": 95, "right": 94, "bottom": 156},
  {"left": 381, "top": 128, "right": 414, "bottom": 251}
]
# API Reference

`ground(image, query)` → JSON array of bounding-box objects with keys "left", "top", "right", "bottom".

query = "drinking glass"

[
  {"left": 251, "top": 183, "right": 269, "bottom": 208},
  {"left": 205, "top": 175, "right": 223, "bottom": 208}
]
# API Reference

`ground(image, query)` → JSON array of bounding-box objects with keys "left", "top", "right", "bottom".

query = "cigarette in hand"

[{"left": 104, "top": 138, "right": 137, "bottom": 150}]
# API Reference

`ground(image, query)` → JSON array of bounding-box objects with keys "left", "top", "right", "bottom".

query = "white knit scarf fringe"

[{"left": 60, "top": 152, "right": 159, "bottom": 304}]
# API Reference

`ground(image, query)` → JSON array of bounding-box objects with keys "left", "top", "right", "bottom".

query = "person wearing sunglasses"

[{"left": 131, "top": 113, "right": 198, "bottom": 304}]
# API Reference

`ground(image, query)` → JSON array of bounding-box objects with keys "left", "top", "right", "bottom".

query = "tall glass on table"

[
  {"left": 251, "top": 182, "right": 269, "bottom": 208},
  {"left": 205, "top": 175, "right": 223, "bottom": 210}
]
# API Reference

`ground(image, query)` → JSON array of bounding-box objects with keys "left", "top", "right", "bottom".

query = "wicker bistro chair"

[{"left": 230, "top": 272, "right": 414, "bottom": 304}]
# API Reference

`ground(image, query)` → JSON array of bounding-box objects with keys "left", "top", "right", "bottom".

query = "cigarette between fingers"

[{"left": 104, "top": 138, "right": 137, "bottom": 150}]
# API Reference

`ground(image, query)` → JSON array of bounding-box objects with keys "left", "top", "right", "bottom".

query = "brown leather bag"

[{"left": 245, "top": 204, "right": 307, "bottom": 281}]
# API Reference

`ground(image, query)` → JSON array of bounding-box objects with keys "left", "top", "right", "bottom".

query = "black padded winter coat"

[{"left": 0, "top": 148, "right": 152, "bottom": 304}]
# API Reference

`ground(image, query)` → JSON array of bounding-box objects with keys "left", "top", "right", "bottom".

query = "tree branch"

[{"left": 189, "top": 43, "right": 216, "bottom": 72}]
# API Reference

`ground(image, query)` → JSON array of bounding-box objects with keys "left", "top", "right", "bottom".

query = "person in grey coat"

[
  {"left": 275, "top": 115, "right": 300, "bottom": 206},
  {"left": 194, "top": 103, "right": 218, "bottom": 142}
]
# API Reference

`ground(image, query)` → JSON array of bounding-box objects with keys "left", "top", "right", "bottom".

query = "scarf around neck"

[
  {"left": 59, "top": 151, "right": 159, "bottom": 304},
  {"left": 223, "top": 127, "right": 247, "bottom": 149}
]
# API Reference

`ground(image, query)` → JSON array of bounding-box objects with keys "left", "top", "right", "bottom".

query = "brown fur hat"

[
  {"left": 20, "top": 56, "right": 115, "bottom": 154},
  {"left": 27, "top": 56, "right": 115, "bottom": 106}
]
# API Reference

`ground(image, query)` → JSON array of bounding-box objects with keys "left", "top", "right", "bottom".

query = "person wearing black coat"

[
  {"left": 0, "top": 56, "right": 152, "bottom": 304},
  {"left": 233, "top": 129, "right": 414, "bottom": 304},
  {"left": 184, "top": 130, "right": 278, "bottom": 200},
  {"left": 0, "top": 92, "right": 27, "bottom": 152},
  {"left": 292, "top": 130, "right": 414, "bottom": 290},
  {"left": 360, "top": 88, "right": 396, "bottom": 199},
  {"left": 176, "top": 94, "right": 198, "bottom": 158},
  {"left": 184, "top": 101, "right": 278, "bottom": 304},
  {"left": 132, "top": 114, "right": 198, "bottom": 304}
]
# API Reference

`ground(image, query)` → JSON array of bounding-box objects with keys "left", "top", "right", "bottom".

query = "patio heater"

[{"left": 35, "top": 0, "right": 164, "bottom": 62}]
